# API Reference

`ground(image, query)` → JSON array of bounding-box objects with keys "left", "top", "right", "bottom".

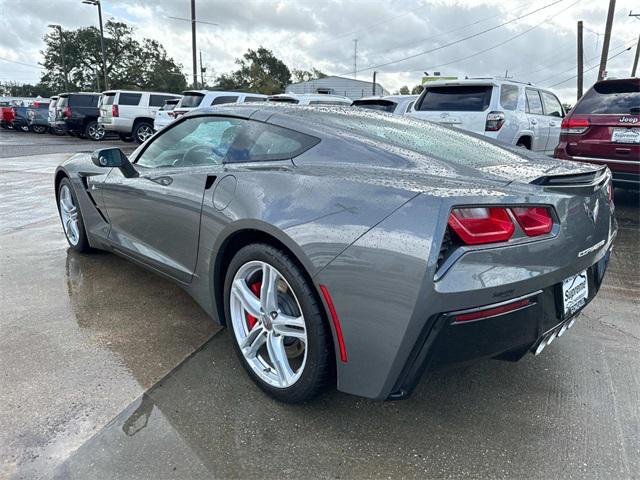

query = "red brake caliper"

[{"left": 245, "top": 281, "right": 262, "bottom": 329}]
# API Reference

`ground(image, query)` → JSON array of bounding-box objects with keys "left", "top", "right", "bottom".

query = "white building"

[{"left": 285, "top": 75, "right": 389, "bottom": 100}]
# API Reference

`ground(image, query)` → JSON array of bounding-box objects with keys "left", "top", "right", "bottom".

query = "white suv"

[
  {"left": 408, "top": 78, "right": 565, "bottom": 154},
  {"left": 173, "top": 90, "right": 268, "bottom": 119},
  {"left": 267, "top": 93, "right": 352, "bottom": 106},
  {"left": 99, "top": 90, "right": 181, "bottom": 143}
]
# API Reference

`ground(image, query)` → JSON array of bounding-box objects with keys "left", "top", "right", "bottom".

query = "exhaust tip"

[
  {"left": 557, "top": 324, "right": 568, "bottom": 337},
  {"left": 534, "top": 339, "right": 547, "bottom": 356},
  {"left": 547, "top": 331, "right": 557, "bottom": 345},
  {"left": 567, "top": 318, "right": 576, "bottom": 329}
]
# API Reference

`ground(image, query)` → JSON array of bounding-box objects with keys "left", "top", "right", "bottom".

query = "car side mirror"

[{"left": 91, "top": 148, "right": 138, "bottom": 178}]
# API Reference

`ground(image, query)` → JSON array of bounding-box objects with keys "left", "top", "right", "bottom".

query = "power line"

[
  {"left": 412, "top": 0, "right": 580, "bottom": 75},
  {"left": 0, "top": 57, "right": 43, "bottom": 69},
  {"left": 546, "top": 41, "right": 636, "bottom": 88},
  {"left": 338, "top": 0, "right": 568, "bottom": 75}
]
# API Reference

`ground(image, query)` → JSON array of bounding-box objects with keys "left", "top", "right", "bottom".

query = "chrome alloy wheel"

[
  {"left": 136, "top": 124, "right": 153, "bottom": 142},
  {"left": 230, "top": 261, "right": 308, "bottom": 388},
  {"left": 88, "top": 123, "right": 105, "bottom": 140},
  {"left": 59, "top": 184, "right": 80, "bottom": 245}
]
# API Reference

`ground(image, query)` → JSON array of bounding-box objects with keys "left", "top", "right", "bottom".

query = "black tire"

[
  {"left": 84, "top": 120, "right": 105, "bottom": 141},
  {"left": 133, "top": 121, "right": 154, "bottom": 144},
  {"left": 0, "top": 124, "right": 8, "bottom": 130},
  {"left": 30, "top": 124, "right": 47, "bottom": 134},
  {"left": 516, "top": 139, "right": 530, "bottom": 149},
  {"left": 224, "top": 243, "right": 334, "bottom": 403},
  {"left": 118, "top": 132, "right": 134, "bottom": 142},
  {"left": 57, "top": 178, "right": 92, "bottom": 253},
  {"left": 50, "top": 127, "right": 66, "bottom": 135}
]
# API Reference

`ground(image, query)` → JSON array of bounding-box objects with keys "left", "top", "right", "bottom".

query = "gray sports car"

[{"left": 54, "top": 105, "right": 616, "bottom": 402}]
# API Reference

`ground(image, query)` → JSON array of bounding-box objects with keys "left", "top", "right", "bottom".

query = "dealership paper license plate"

[
  {"left": 562, "top": 270, "right": 589, "bottom": 317},
  {"left": 611, "top": 128, "right": 640, "bottom": 143}
]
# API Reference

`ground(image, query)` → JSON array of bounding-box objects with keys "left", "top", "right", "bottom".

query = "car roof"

[
  {"left": 270, "top": 93, "right": 351, "bottom": 101},
  {"left": 355, "top": 95, "right": 418, "bottom": 102},
  {"left": 182, "top": 90, "right": 267, "bottom": 97},
  {"left": 101, "top": 90, "right": 181, "bottom": 96}
]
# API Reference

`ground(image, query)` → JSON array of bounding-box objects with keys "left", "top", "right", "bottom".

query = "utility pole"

[
  {"left": 49, "top": 25, "right": 69, "bottom": 91},
  {"left": 577, "top": 20, "right": 584, "bottom": 100},
  {"left": 191, "top": 0, "right": 198, "bottom": 88},
  {"left": 372, "top": 71, "right": 377, "bottom": 95},
  {"left": 353, "top": 38, "right": 358, "bottom": 79},
  {"left": 631, "top": 12, "right": 640, "bottom": 76},
  {"left": 200, "top": 50, "right": 206, "bottom": 87},
  {"left": 598, "top": 0, "right": 616, "bottom": 81},
  {"left": 82, "top": 0, "right": 109, "bottom": 90}
]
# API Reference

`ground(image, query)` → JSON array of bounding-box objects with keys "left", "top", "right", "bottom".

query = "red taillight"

[
  {"left": 511, "top": 207, "right": 553, "bottom": 236},
  {"left": 112, "top": 104, "right": 119, "bottom": 117},
  {"left": 453, "top": 298, "right": 531, "bottom": 323},
  {"left": 64, "top": 106, "right": 72, "bottom": 118},
  {"left": 561, "top": 116, "right": 589, "bottom": 134},
  {"left": 448, "top": 207, "right": 515, "bottom": 245},
  {"left": 485, "top": 111, "right": 505, "bottom": 131}
]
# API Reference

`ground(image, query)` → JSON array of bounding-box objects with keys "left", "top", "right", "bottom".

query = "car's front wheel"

[
  {"left": 30, "top": 124, "right": 47, "bottom": 134},
  {"left": 224, "top": 243, "right": 333, "bottom": 403},
  {"left": 57, "top": 178, "right": 92, "bottom": 252}
]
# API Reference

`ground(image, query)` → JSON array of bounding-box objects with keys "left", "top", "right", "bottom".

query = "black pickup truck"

[{"left": 53, "top": 92, "right": 105, "bottom": 140}]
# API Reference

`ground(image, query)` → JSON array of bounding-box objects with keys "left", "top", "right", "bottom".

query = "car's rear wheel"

[
  {"left": 57, "top": 178, "right": 91, "bottom": 253},
  {"left": 85, "top": 121, "right": 105, "bottom": 141},
  {"left": 30, "top": 124, "right": 47, "bottom": 134},
  {"left": 224, "top": 243, "right": 333, "bottom": 403},
  {"left": 133, "top": 122, "right": 154, "bottom": 144}
]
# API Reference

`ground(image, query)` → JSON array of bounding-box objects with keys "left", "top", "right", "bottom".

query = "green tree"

[
  {"left": 291, "top": 68, "right": 327, "bottom": 83},
  {"left": 411, "top": 84, "right": 424, "bottom": 95},
  {"left": 214, "top": 47, "right": 291, "bottom": 95},
  {"left": 399, "top": 85, "right": 410, "bottom": 95},
  {"left": 39, "top": 21, "right": 186, "bottom": 93},
  {"left": 0, "top": 81, "right": 55, "bottom": 98}
]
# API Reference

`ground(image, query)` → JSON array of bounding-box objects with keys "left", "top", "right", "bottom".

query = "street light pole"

[
  {"left": 191, "top": 0, "right": 198, "bottom": 89},
  {"left": 82, "top": 0, "right": 109, "bottom": 90},
  {"left": 48, "top": 24, "right": 69, "bottom": 91}
]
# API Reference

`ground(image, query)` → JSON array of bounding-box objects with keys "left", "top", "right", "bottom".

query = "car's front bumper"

[{"left": 388, "top": 244, "right": 612, "bottom": 399}]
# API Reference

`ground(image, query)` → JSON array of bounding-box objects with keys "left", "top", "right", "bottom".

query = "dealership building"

[{"left": 285, "top": 75, "right": 389, "bottom": 99}]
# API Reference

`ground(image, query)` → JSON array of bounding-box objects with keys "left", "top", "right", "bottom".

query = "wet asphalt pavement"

[{"left": 1, "top": 130, "right": 639, "bottom": 479}]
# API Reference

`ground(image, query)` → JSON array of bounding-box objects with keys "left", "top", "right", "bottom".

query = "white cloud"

[{"left": 0, "top": 0, "right": 637, "bottom": 104}]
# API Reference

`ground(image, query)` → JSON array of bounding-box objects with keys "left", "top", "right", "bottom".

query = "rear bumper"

[
  {"left": 389, "top": 244, "right": 613, "bottom": 400},
  {"left": 99, "top": 116, "right": 133, "bottom": 133},
  {"left": 555, "top": 149, "right": 640, "bottom": 187}
]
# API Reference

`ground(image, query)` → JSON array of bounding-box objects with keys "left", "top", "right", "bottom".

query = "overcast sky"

[{"left": 0, "top": 0, "right": 638, "bottom": 104}]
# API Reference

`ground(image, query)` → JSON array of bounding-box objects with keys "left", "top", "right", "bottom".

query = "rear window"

[
  {"left": 573, "top": 80, "right": 640, "bottom": 114},
  {"left": 268, "top": 97, "right": 299, "bottom": 104},
  {"left": 57, "top": 97, "right": 68, "bottom": 108},
  {"left": 211, "top": 95, "right": 238, "bottom": 106},
  {"left": 49, "top": 99, "right": 57, "bottom": 108},
  {"left": 180, "top": 93, "right": 204, "bottom": 108},
  {"left": 150, "top": 94, "right": 177, "bottom": 107},
  {"left": 102, "top": 93, "right": 116, "bottom": 105},
  {"left": 500, "top": 85, "right": 519, "bottom": 110},
  {"left": 119, "top": 93, "right": 142, "bottom": 106},
  {"left": 160, "top": 100, "right": 179, "bottom": 111},
  {"left": 309, "top": 100, "right": 351, "bottom": 105},
  {"left": 69, "top": 95, "right": 98, "bottom": 107},
  {"left": 416, "top": 86, "right": 493, "bottom": 111},
  {"left": 352, "top": 100, "right": 397, "bottom": 113},
  {"left": 244, "top": 96, "right": 266, "bottom": 103}
]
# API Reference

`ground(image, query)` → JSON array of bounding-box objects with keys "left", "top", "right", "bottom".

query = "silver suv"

[
  {"left": 99, "top": 90, "right": 181, "bottom": 143},
  {"left": 408, "top": 78, "right": 565, "bottom": 155}
]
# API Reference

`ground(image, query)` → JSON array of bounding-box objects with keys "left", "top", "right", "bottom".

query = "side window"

[
  {"left": 405, "top": 101, "right": 415, "bottom": 113},
  {"left": 211, "top": 95, "right": 239, "bottom": 106},
  {"left": 136, "top": 116, "right": 246, "bottom": 168},
  {"left": 526, "top": 89, "right": 544, "bottom": 115},
  {"left": 225, "top": 121, "right": 320, "bottom": 163},
  {"left": 540, "top": 91, "right": 564, "bottom": 117},
  {"left": 119, "top": 93, "right": 142, "bottom": 106},
  {"left": 244, "top": 96, "right": 266, "bottom": 103},
  {"left": 149, "top": 94, "right": 177, "bottom": 107},
  {"left": 500, "top": 84, "right": 519, "bottom": 110}
]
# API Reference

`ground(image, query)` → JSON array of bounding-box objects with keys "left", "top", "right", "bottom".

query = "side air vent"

[{"left": 531, "top": 167, "right": 608, "bottom": 189}]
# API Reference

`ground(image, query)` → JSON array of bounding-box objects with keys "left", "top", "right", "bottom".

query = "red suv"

[{"left": 555, "top": 78, "right": 639, "bottom": 188}]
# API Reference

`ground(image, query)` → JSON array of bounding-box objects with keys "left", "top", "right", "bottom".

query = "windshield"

[
  {"left": 180, "top": 93, "right": 204, "bottom": 108},
  {"left": 287, "top": 108, "right": 523, "bottom": 168},
  {"left": 416, "top": 85, "right": 493, "bottom": 111},
  {"left": 573, "top": 79, "right": 640, "bottom": 115}
]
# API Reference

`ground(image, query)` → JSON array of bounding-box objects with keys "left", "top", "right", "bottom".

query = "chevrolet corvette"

[{"left": 54, "top": 105, "right": 616, "bottom": 402}]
